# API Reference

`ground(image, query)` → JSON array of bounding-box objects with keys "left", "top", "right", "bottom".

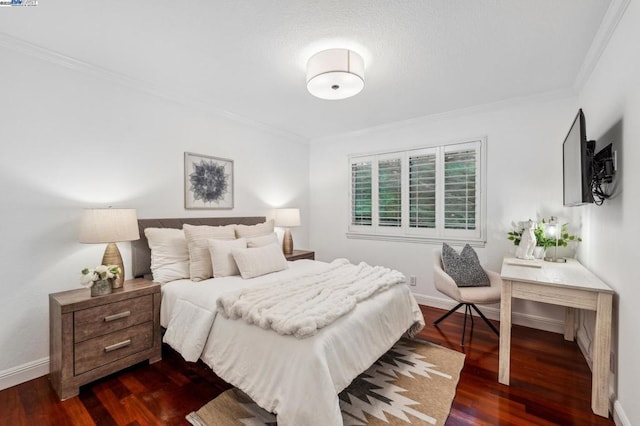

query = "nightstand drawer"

[
  {"left": 74, "top": 322, "right": 153, "bottom": 375},
  {"left": 74, "top": 295, "right": 153, "bottom": 342},
  {"left": 285, "top": 250, "right": 315, "bottom": 261}
]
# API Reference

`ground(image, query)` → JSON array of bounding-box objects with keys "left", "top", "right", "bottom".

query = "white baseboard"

[
  {"left": 0, "top": 357, "right": 49, "bottom": 391},
  {"left": 613, "top": 400, "right": 631, "bottom": 426},
  {"left": 412, "top": 293, "right": 564, "bottom": 334}
]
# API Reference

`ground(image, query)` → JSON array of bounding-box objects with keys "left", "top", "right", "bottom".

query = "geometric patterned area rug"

[{"left": 186, "top": 338, "right": 465, "bottom": 426}]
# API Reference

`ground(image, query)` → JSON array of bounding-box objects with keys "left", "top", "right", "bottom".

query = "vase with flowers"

[{"left": 81, "top": 264, "right": 121, "bottom": 297}]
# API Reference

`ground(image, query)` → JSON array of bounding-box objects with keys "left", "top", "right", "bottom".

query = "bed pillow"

[
  {"left": 246, "top": 232, "right": 279, "bottom": 248},
  {"left": 208, "top": 238, "right": 247, "bottom": 277},
  {"left": 441, "top": 243, "right": 490, "bottom": 287},
  {"left": 235, "top": 219, "right": 275, "bottom": 238},
  {"left": 183, "top": 224, "right": 236, "bottom": 281},
  {"left": 232, "top": 243, "right": 288, "bottom": 279},
  {"left": 144, "top": 228, "right": 190, "bottom": 283}
]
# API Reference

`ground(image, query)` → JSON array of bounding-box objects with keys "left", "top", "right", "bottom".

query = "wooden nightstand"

[
  {"left": 285, "top": 249, "right": 315, "bottom": 261},
  {"left": 49, "top": 279, "right": 161, "bottom": 400}
]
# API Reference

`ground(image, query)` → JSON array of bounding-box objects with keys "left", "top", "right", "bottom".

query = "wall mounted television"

[{"left": 562, "top": 109, "right": 595, "bottom": 206}]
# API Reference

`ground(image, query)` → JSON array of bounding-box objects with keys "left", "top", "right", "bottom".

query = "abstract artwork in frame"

[{"left": 184, "top": 152, "right": 234, "bottom": 209}]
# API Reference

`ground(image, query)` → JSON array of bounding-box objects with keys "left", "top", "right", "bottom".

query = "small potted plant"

[
  {"left": 547, "top": 222, "right": 583, "bottom": 247},
  {"left": 507, "top": 218, "right": 581, "bottom": 258},
  {"left": 80, "top": 264, "right": 121, "bottom": 297}
]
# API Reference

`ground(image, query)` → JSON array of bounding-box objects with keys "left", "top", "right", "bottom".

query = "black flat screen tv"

[{"left": 563, "top": 109, "right": 594, "bottom": 206}]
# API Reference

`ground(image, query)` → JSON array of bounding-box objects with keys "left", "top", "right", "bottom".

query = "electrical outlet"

[{"left": 409, "top": 276, "right": 417, "bottom": 286}]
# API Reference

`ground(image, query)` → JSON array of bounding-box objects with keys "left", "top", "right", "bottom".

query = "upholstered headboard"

[{"left": 132, "top": 216, "right": 266, "bottom": 278}]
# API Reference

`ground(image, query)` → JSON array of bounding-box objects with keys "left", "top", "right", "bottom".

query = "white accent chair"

[{"left": 433, "top": 250, "right": 501, "bottom": 346}]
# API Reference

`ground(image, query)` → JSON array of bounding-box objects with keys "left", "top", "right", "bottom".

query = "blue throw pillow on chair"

[{"left": 441, "top": 243, "right": 490, "bottom": 287}]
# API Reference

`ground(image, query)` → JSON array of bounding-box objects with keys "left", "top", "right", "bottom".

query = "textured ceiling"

[{"left": 0, "top": 0, "right": 612, "bottom": 141}]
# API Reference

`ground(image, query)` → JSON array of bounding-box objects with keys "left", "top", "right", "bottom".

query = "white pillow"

[
  {"left": 183, "top": 224, "right": 236, "bottom": 281},
  {"left": 144, "top": 228, "right": 190, "bottom": 283},
  {"left": 246, "top": 232, "right": 279, "bottom": 248},
  {"left": 232, "top": 243, "right": 288, "bottom": 279},
  {"left": 235, "top": 219, "right": 275, "bottom": 238},
  {"left": 208, "top": 238, "right": 247, "bottom": 277}
]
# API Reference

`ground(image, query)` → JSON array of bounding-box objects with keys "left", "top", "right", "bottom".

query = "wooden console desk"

[{"left": 499, "top": 257, "right": 614, "bottom": 417}]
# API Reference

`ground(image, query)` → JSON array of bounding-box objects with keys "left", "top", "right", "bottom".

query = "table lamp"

[
  {"left": 79, "top": 208, "right": 140, "bottom": 288},
  {"left": 275, "top": 208, "right": 300, "bottom": 255},
  {"left": 543, "top": 216, "right": 566, "bottom": 263}
]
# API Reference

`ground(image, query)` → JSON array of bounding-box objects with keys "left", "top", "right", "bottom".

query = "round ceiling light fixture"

[{"left": 306, "top": 48, "right": 365, "bottom": 100}]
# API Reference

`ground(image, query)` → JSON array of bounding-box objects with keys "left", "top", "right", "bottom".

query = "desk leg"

[
  {"left": 592, "top": 292, "right": 612, "bottom": 417},
  {"left": 499, "top": 280, "right": 512, "bottom": 385},
  {"left": 564, "top": 307, "right": 576, "bottom": 341}
]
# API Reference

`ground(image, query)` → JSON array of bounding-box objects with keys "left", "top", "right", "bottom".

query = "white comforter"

[{"left": 162, "top": 260, "right": 424, "bottom": 426}]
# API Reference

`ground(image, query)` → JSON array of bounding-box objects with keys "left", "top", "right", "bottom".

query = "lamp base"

[
  {"left": 101, "top": 242, "right": 125, "bottom": 288},
  {"left": 282, "top": 228, "right": 294, "bottom": 255},
  {"left": 544, "top": 256, "right": 567, "bottom": 263}
]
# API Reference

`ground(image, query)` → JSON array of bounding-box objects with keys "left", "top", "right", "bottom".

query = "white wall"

[
  {"left": 576, "top": 1, "right": 640, "bottom": 424},
  {"left": 0, "top": 45, "right": 310, "bottom": 388},
  {"left": 309, "top": 95, "right": 585, "bottom": 329},
  {"left": 2, "top": 7, "right": 636, "bottom": 422}
]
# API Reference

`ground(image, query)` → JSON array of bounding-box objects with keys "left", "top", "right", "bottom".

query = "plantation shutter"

[
  {"left": 348, "top": 138, "right": 484, "bottom": 243},
  {"left": 351, "top": 160, "right": 372, "bottom": 226},
  {"left": 443, "top": 143, "right": 479, "bottom": 230},
  {"left": 409, "top": 152, "right": 436, "bottom": 228},
  {"left": 378, "top": 158, "right": 402, "bottom": 227}
]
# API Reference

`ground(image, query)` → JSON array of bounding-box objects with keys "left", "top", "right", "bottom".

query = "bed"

[{"left": 132, "top": 217, "right": 425, "bottom": 425}]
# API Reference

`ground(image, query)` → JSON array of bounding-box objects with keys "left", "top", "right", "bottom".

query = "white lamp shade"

[
  {"left": 79, "top": 208, "right": 140, "bottom": 243},
  {"left": 274, "top": 208, "right": 301, "bottom": 227},
  {"left": 306, "top": 49, "right": 365, "bottom": 100},
  {"left": 544, "top": 216, "right": 559, "bottom": 238}
]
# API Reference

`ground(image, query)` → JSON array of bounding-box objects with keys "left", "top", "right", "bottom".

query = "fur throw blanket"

[{"left": 216, "top": 259, "right": 406, "bottom": 338}]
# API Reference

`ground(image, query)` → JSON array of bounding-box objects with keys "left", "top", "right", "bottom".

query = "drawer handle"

[
  {"left": 104, "top": 339, "right": 131, "bottom": 353},
  {"left": 104, "top": 311, "right": 131, "bottom": 322}
]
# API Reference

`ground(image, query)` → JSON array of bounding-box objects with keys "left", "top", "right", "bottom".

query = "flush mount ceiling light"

[{"left": 306, "top": 48, "right": 365, "bottom": 100}]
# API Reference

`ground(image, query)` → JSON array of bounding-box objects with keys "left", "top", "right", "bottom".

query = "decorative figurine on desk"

[{"left": 515, "top": 220, "right": 537, "bottom": 260}]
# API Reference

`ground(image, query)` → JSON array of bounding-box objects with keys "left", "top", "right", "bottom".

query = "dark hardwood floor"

[{"left": 0, "top": 305, "right": 615, "bottom": 425}]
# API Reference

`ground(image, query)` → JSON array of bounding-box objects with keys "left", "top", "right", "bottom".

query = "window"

[
  {"left": 409, "top": 151, "right": 436, "bottom": 229},
  {"left": 378, "top": 158, "right": 401, "bottom": 227},
  {"left": 444, "top": 146, "right": 477, "bottom": 231},
  {"left": 351, "top": 160, "right": 372, "bottom": 225},
  {"left": 348, "top": 138, "right": 486, "bottom": 244}
]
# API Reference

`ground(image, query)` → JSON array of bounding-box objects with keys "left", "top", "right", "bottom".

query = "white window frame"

[{"left": 347, "top": 137, "right": 487, "bottom": 246}]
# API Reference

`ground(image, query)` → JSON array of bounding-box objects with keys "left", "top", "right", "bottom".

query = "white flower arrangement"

[{"left": 80, "top": 264, "right": 121, "bottom": 287}]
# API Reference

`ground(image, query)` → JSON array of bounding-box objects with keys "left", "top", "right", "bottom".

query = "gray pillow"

[{"left": 441, "top": 243, "right": 490, "bottom": 287}]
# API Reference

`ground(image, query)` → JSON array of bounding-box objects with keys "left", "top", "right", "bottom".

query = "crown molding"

[
  {"left": 312, "top": 88, "right": 577, "bottom": 143},
  {"left": 0, "top": 32, "right": 308, "bottom": 145},
  {"left": 573, "top": 0, "right": 631, "bottom": 91}
]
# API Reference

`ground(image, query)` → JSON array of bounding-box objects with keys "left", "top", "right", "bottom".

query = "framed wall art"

[{"left": 184, "top": 152, "right": 234, "bottom": 209}]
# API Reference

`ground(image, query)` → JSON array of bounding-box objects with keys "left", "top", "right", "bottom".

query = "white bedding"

[{"left": 161, "top": 259, "right": 424, "bottom": 425}]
